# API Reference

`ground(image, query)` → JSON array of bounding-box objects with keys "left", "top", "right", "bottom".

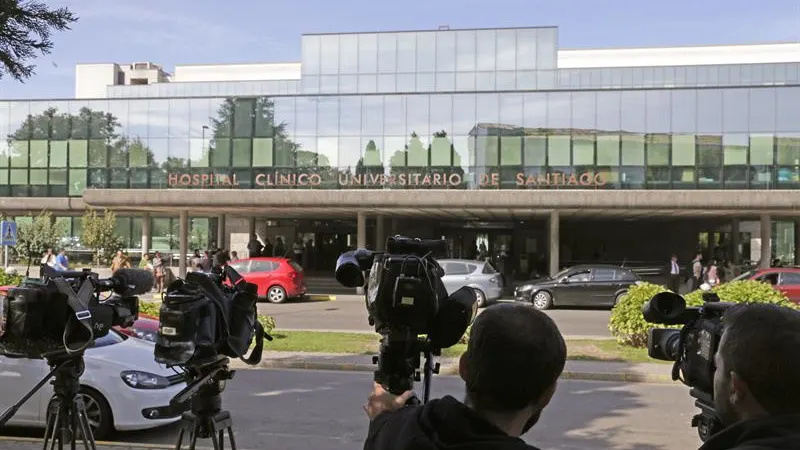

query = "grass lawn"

[{"left": 265, "top": 330, "right": 663, "bottom": 364}]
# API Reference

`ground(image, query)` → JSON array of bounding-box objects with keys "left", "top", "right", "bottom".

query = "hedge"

[
  {"left": 137, "top": 301, "right": 276, "bottom": 335},
  {"left": 609, "top": 280, "right": 798, "bottom": 348},
  {"left": 0, "top": 272, "right": 23, "bottom": 287}
]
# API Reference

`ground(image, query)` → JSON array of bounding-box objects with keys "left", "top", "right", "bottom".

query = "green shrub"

[
  {"left": 258, "top": 315, "right": 277, "bottom": 335},
  {"left": 0, "top": 272, "right": 23, "bottom": 287},
  {"left": 136, "top": 300, "right": 277, "bottom": 337},
  {"left": 610, "top": 280, "right": 798, "bottom": 348}
]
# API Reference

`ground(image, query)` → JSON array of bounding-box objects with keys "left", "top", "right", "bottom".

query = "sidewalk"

[
  {"left": 0, "top": 437, "right": 173, "bottom": 450},
  {"left": 231, "top": 351, "right": 676, "bottom": 384}
]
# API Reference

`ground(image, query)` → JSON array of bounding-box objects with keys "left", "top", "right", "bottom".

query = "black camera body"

[
  {"left": 335, "top": 235, "right": 478, "bottom": 400},
  {"left": 643, "top": 291, "right": 732, "bottom": 441},
  {"left": 154, "top": 265, "right": 267, "bottom": 368},
  {"left": 0, "top": 269, "right": 141, "bottom": 358}
]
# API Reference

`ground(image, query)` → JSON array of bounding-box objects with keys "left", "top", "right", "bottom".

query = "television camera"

[
  {"left": 335, "top": 235, "right": 478, "bottom": 404},
  {"left": 154, "top": 264, "right": 270, "bottom": 450},
  {"left": 0, "top": 266, "right": 151, "bottom": 449},
  {"left": 643, "top": 290, "right": 733, "bottom": 442}
]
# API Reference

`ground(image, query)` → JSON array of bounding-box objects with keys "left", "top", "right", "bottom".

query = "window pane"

[
  {"left": 572, "top": 135, "right": 594, "bottom": 165},
  {"left": 29, "top": 140, "right": 48, "bottom": 167},
  {"left": 232, "top": 138, "right": 252, "bottom": 167},
  {"left": 69, "top": 169, "right": 86, "bottom": 196},
  {"left": 621, "top": 134, "right": 645, "bottom": 165},
  {"left": 672, "top": 134, "right": 696, "bottom": 166},
  {"left": 547, "top": 135, "right": 570, "bottom": 166},
  {"left": 49, "top": 169, "right": 67, "bottom": 185},
  {"left": 596, "top": 135, "right": 619, "bottom": 165},
  {"left": 88, "top": 140, "right": 107, "bottom": 167},
  {"left": 10, "top": 140, "right": 28, "bottom": 167},
  {"left": 750, "top": 135, "right": 774, "bottom": 165},
  {"left": 233, "top": 98, "right": 254, "bottom": 138},
  {"left": 430, "top": 136, "right": 451, "bottom": 166},
  {"left": 30, "top": 169, "right": 47, "bottom": 185},
  {"left": 252, "top": 138, "right": 273, "bottom": 166},
  {"left": 523, "top": 135, "right": 546, "bottom": 165},
  {"left": 500, "top": 136, "right": 522, "bottom": 166},
  {"left": 129, "top": 140, "right": 150, "bottom": 167},
  {"left": 646, "top": 134, "right": 670, "bottom": 166},
  {"left": 212, "top": 139, "right": 231, "bottom": 167},
  {"left": 476, "top": 136, "right": 498, "bottom": 167},
  {"left": 777, "top": 135, "right": 800, "bottom": 165},
  {"left": 10, "top": 169, "right": 27, "bottom": 184},
  {"left": 698, "top": 135, "right": 723, "bottom": 167},
  {"left": 723, "top": 134, "right": 748, "bottom": 165},
  {"left": 69, "top": 140, "right": 87, "bottom": 167}
]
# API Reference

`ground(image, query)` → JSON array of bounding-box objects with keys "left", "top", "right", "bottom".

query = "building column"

[
  {"left": 730, "top": 218, "right": 741, "bottom": 264},
  {"left": 390, "top": 218, "right": 398, "bottom": 237},
  {"left": 760, "top": 214, "right": 772, "bottom": 269},
  {"left": 356, "top": 212, "right": 367, "bottom": 295},
  {"left": 375, "top": 215, "right": 385, "bottom": 251},
  {"left": 248, "top": 217, "right": 256, "bottom": 240},
  {"left": 548, "top": 211, "right": 560, "bottom": 276},
  {"left": 217, "top": 214, "right": 226, "bottom": 250},
  {"left": 179, "top": 210, "right": 189, "bottom": 278},
  {"left": 141, "top": 213, "right": 151, "bottom": 256}
]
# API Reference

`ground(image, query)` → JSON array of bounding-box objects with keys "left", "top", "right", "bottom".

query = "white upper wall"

[
  {"left": 173, "top": 62, "right": 301, "bottom": 82},
  {"left": 558, "top": 43, "right": 800, "bottom": 68},
  {"left": 75, "top": 63, "right": 118, "bottom": 99}
]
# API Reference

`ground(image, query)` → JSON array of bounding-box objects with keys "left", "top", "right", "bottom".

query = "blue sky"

[{"left": 1, "top": 0, "right": 799, "bottom": 99}]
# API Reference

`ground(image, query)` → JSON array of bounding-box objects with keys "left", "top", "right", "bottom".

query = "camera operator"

[
  {"left": 363, "top": 303, "right": 567, "bottom": 450},
  {"left": 701, "top": 303, "right": 800, "bottom": 450}
]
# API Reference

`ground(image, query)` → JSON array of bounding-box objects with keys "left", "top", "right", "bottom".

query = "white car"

[{"left": 0, "top": 331, "right": 186, "bottom": 440}]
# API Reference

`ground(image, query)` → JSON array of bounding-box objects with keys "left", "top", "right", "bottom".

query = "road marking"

[{"left": 253, "top": 386, "right": 334, "bottom": 397}]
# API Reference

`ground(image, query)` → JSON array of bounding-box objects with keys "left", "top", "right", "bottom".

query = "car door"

[
  {"left": 244, "top": 260, "right": 278, "bottom": 296},
  {"left": 589, "top": 268, "right": 619, "bottom": 305},
  {"left": 777, "top": 272, "right": 800, "bottom": 303},
  {"left": 555, "top": 269, "right": 593, "bottom": 306},
  {"left": 0, "top": 356, "right": 46, "bottom": 424},
  {"left": 441, "top": 262, "right": 470, "bottom": 295}
]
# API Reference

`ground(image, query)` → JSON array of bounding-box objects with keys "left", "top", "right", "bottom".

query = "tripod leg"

[
  {"left": 218, "top": 430, "right": 224, "bottom": 450},
  {"left": 226, "top": 427, "right": 237, "bottom": 450},
  {"left": 74, "top": 399, "right": 97, "bottom": 450},
  {"left": 174, "top": 428, "right": 185, "bottom": 450}
]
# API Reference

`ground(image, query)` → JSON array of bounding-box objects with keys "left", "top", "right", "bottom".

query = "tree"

[
  {"left": 0, "top": 1, "right": 77, "bottom": 81},
  {"left": 80, "top": 208, "right": 125, "bottom": 266},
  {"left": 14, "top": 210, "right": 66, "bottom": 262}
]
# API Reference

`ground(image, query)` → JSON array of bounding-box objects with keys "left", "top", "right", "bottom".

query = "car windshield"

[
  {"left": 731, "top": 269, "right": 756, "bottom": 282},
  {"left": 288, "top": 260, "right": 304, "bottom": 272},
  {"left": 91, "top": 330, "right": 124, "bottom": 349},
  {"left": 482, "top": 261, "right": 497, "bottom": 274},
  {"left": 550, "top": 268, "right": 572, "bottom": 279}
]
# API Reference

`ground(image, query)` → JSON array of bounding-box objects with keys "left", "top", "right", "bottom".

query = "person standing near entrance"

[
  {"left": 689, "top": 253, "right": 704, "bottom": 292},
  {"left": 668, "top": 254, "right": 681, "bottom": 293}
]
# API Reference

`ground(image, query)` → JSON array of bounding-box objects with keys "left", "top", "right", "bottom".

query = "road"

[
  {"left": 259, "top": 295, "right": 613, "bottom": 338},
  {"left": 4, "top": 368, "right": 700, "bottom": 450}
]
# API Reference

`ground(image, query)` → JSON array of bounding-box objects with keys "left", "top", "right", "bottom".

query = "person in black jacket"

[
  {"left": 701, "top": 303, "right": 800, "bottom": 450},
  {"left": 363, "top": 303, "right": 567, "bottom": 450}
]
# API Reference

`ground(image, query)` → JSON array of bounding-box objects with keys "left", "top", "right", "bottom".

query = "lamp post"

[{"left": 201, "top": 125, "right": 209, "bottom": 152}]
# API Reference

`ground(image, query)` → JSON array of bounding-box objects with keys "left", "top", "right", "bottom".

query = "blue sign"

[{"left": 1, "top": 221, "right": 17, "bottom": 246}]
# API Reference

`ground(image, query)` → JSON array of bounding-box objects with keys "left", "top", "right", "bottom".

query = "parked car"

[
  {"left": 438, "top": 259, "right": 504, "bottom": 307},
  {"left": 227, "top": 257, "right": 307, "bottom": 303},
  {"left": 0, "top": 330, "right": 186, "bottom": 440},
  {"left": 731, "top": 267, "right": 800, "bottom": 303},
  {"left": 514, "top": 264, "right": 641, "bottom": 310},
  {"left": 114, "top": 313, "right": 160, "bottom": 343}
]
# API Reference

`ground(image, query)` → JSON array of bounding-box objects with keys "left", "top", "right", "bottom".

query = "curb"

[
  {"left": 245, "top": 360, "right": 674, "bottom": 384},
  {"left": 306, "top": 294, "right": 336, "bottom": 301},
  {"left": 0, "top": 436, "right": 175, "bottom": 449}
]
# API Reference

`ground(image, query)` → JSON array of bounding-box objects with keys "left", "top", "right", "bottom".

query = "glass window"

[
  {"left": 384, "top": 96, "right": 405, "bottom": 135},
  {"left": 455, "top": 31, "right": 476, "bottom": 72},
  {"left": 776, "top": 87, "right": 800, "bottom": 132},
  {"left": 358, "top": 33, "right": 379, "bottom": 74},
  {"left": 320, "top": 35, "right": 341, "bottom": 75},
  {"left": 275, "top": 138, "right": 297, "bottom": 167},
  {"left": 723, "top": 89, "right": 749, "bottom": 132},
  {"left": 339, "top": 97, "right": 362, "bottom": 136},
  {"left": 430, "top": 135, "right": 451, "bottom": 166},
  {"left": 645, "top": 91, "right": 671, "bottom": 133},
  {"left": 572, "top": 135, "right": 594, "bottom": 165},
  {"left": 476, "top": 30, "right": 496, "bottom": 71},
  {"left": 301, "top": 35, "right": 321, "bottom": 74},
  {"left": 672, "top": 134, "right": 696, "bottom": 166},
  {"left": 621, "top": 135, "right": 645, "bottom": 165},
  {"left": 212, "top": 139, "right": 231, "bottom": 167},
  {"left": 232, "top": 139, "right": 252, "bottom": 167},
  {"left": 397, "top": 33, "right": 416, "bottom": 73},
  {"left": 252, "top": 138, "right": 273, "bottom": 166},
  {"left": 29, "top": 140, "right": 48, "bottom": 167},
  {"left": 233, "top": 98, "right": 254, "bottom": 138},
  {"left": 749, "top": 88, "right": 776, "bottom": 133},
  {"left": 596, "top": 135, "right": 620, "bottom": 165},
  {"left": 317, "top": 97, "right": 340, "bottom": 137},
  {"left": 49, "top": 141, "right": 67, "bottom": 167},
  {"left": 750, "top": 135, "right": 774, "bottom": 165},
  {"left": 377, "top": 33, "right": 397, "bottom": 73},
  {"left": 777, "top": 135, "right": 800, "bottom": 165},
  {"left": 416, "top": 32, "right": 436, "bottom": 73},
  {"left": 435, "top": 32, "right": 456, "bottom": 72},
  {"left": 698, "top": 135, "right": 723, "bottom": 167},
  {"left": 548, "top": 135, "right": 570, "bottom": 166},
  {"left": 475, "top": 136, "right": 498, "bottom": 166},
  {"left": 129, "top": 140, "right": 150, "bottom": 167},
  {"left": 671, "top": 90, "right": 697, "bottom": 133},
  {"left": 10, "top": 169, "right": 27, "bottom": 184},
  {"left": 500, "top": 136, "right": 522, "bottom": 166},
  {"left": 88, "top": 140, "right": 107, "bottom": 167},
  {"left": 723, "top": 134, "right": 748, "bottom": 165},
  {"left": 516, "top": 29, "right": 538, "bottom": 70},
  {"left": 536, "top": 28, "right": 557, "bottom": 69},
  {"left": 523, "top": 135, "right": 546, "bottom": 166},
  {"left": 571, "top": 92, "right": 596, "bottom": 130},
  {"left": 69, "top": 140, "right": 87, "bottom": 167},
  {"left": 49, "top": 169, "right": 67, "bottom": 185},
  {"left": 430, "top": 95, "right": 453, "bottom": 134},
  {"left": 407, "top": 95, "right": 430, "bottom": 138},
  {"left": 697, "top": 90, "right": 723, "bottom": 133},
  {"left": 10, "top": 140, "right": 28, "bottom": 167},
  {"left": 69, "top": 169, "right": 86, "bottom": 196},
  {"left": 495, "top": 29, "right": 516, "bottom": 71},
  {"left": 547, "top": 92, "right": 570, "bottom": 128},
  {"left": 620, "top": 91, "right": 645, "bottom": 133},
  {"left": 646, "top": 134, "right": 670, "bottom": 166}
]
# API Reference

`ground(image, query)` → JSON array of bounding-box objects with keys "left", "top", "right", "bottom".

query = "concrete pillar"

[
  {"left": 731, "top": 218, "right": 740, "bottom": 264},
  {"left": 795, "top": 220, "right": 800, "bottom": 265},
  {"left": 217, "top": 214, "right": 226, "bottom": 250},
  {"left": 375, "top": 215, "right": 385, "bottom": 251},
  {"left": 248, "top": 217, "right": 256, "bottom": 240},
  {"left": 141, "top": 213, "right": 151, "bottom": 256},
  {"left": 179, "top": 210, "right": 189, "bottom": 278},
  {"left": 760, "top": 214, "right": 772, "bottom": 269},
  {"left": 548, "top": 211, "right": 560, "bottom": 276},
  {"left": 390, "top": 218, "right": 398, "bottom": 237},
  {"left": 356, "top": 212, "right": 367, "bottom": 294}
]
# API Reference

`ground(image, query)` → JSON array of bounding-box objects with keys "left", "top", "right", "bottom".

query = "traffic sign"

[{"left": 1, "top": 221, "right": 17, "bottom": 246}]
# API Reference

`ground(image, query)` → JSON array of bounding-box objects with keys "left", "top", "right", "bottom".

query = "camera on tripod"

[
  {"left": 643, "top": 290, "right": 732, "bottom": 442},
  {"left": 154, "top": 264, "right": 270, "bottom": 450},
  {"left": 336, "top": 235, "right": 478, "bottom": 403}
]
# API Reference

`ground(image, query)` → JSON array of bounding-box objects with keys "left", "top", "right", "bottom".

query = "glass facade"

[{"left": 2, "top": 27, "right": 800, "bottom": 197}]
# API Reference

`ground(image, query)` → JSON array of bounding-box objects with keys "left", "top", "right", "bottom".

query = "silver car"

[{"left": 438, "top": 259, "right": 504, "bottom": 307}]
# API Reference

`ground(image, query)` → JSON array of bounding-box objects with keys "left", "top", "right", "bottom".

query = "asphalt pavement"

[
  {"left": 259, "top": 295, "right": 614, "bottom": 338},
  {"left": 2, "top": 368, "right": 700, "bottom": 450}
]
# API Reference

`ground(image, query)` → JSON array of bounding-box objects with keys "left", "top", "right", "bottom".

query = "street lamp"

[{"left": 201, "top": 125, "right": 209, "bottom": 151}]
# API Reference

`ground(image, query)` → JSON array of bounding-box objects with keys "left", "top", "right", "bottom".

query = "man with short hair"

[
  {"left": 363, "top": 303, "right": 567, "bottom": 450},
  {"left": 702, "top": 303, "right": 800, "bottom": 449}
]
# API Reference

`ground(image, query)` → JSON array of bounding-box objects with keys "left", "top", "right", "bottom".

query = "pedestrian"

[{"left": 668, "top": 253, "right": 681, "bottom": 293}]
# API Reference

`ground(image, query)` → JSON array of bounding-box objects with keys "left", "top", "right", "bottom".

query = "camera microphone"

[
  {"left": 428, "top": 286, "right": 479, "bottom": 349},
  {"left": 97, "top": 268, "right": 155, "bottom": 297}
]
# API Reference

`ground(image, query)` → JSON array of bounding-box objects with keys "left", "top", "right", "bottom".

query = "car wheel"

[
  {"left": 614, "top": 291, "right": 628, "bottom": 306},
  {"left": 472, "top": 288, "right": 486, "bottom": 308},
  {"left": 49, "top": 387, "right": 113, "bottom": 441},
  {"left": 266, "top": 285, "right": 287, "bottom": 304},
  {"left": 532, "top": 291, "right": 553, "bottom": 310}
]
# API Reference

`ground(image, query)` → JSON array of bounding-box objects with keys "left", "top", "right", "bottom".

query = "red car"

[
  {"left": 227, "top": 257, "right": 307, "bottom": 303},
  {"left": 115, "top": 313, "right": 160, "bottom": 342},
  {"left": 733, "top": 267, "right": 800, "bottom": 304}
]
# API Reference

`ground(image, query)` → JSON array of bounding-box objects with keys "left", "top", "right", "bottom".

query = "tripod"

[
  {"left": 171, "top": 357, "right": 237, "bottom": 450},
  {"left": 372, "top": 335, "right": 441, "bottom": 405},
  {"left": 0, "top": 352, "right": 96, "bottom": 450}
]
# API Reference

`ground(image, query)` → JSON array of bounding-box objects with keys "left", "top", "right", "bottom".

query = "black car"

[{"left": 513, "top": 264, "right": 641, "bottom": 310}]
